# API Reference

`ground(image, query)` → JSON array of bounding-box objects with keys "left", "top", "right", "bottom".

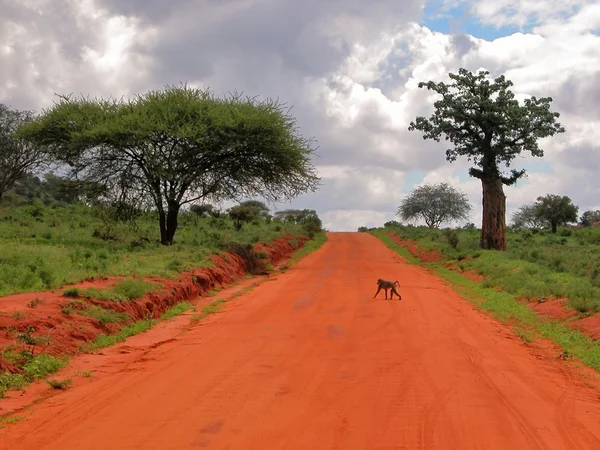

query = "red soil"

[
  {"left": 1, "top": 232, "right": 600, "bottom": 449},
  {"left": 528, "top": 298, "right": 579, "bottom": 321},
  {"left": 0, "top": 235, "right": 307, "bottom": 374}
]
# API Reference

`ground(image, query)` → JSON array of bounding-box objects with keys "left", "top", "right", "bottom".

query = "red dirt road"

[{"left": 2, "top": 232, "right": 600, "bottom": 449}]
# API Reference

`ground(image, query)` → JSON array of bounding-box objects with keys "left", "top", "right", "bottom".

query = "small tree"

[
  {"left": 533, "top": 194, "right": 578, "bottom": 233},
  {"left": 580, "top": 210, "right": 600, "bottom": 227},
  {"left": 16, "top": 85, "right": 320, "bottom": 245},
  {"left": 0, "top": 104, "right": 49, "bottom": 202},
  {"left": 409, "top": 68, "right": 565, "bottom": 250},
  {"left": 510, "top": 204, "right": 548, "bottom": 230},
  {"left": 227, "top": 205, "right": 256, "bottom": 230},
  {"left": 396, "top": 182, "right": 472, "bottom": 228},
  {"left": 238, "top": 200, "right": 270, "bottom": 219},
  {"left": 190, "top": 203, "right": 217, "bottom": 217}
]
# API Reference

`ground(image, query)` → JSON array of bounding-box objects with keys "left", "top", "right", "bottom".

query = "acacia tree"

[
  {"left": 17, "top": 85, "right": 320, "bottom": 244},
  {"left": 396, "top": 182, "right": 472, "bottom": 228},
  {"left": 510, "top": 204, "right": 549, "bottom": 230},
  {"left": 534, "top": 194, "right": 578, "bottom": 233},
  {"left": 580, "top": 210, "right": 600, "bottom": 227},
  {"left": 0, "top": 104, "right": 50, "bottom": 202},
  {"left": 409, "top": 68, "right": 565, "bottom": 250}
]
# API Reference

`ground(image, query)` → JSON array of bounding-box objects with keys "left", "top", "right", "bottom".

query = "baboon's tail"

[{"left": 394, "top": 280, "right": 400, "bottom": 286}]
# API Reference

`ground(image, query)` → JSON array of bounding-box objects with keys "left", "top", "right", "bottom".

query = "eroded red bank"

[
  {"left": 0, "top": 236, "right": 307, "bottom": 373},
  {"left": 386, "top": 232, "right": 600, "bottom": 341}
]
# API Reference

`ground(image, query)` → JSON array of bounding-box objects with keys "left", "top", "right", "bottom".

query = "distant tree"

[
  {"left": 462, "top": 222, "right": 476, "bottom": 230},
  {"left": 383, "top": 220, "right": 402, "bottom": 228},
  {"left": 238, "top": 200, "right": 270, "bottom": 219},
  {"left": 190, "top": 203, "right": 220, "bottom": 218},
  {"left": 580, "top": 210, "right": 600, "bottom": 227},
  {"left": 396, "top": 182, "right": 472, "bottom": 229},
  {"left": 357, "top": 226, "right": 369, "bottom": 232},
  {"left": 510, "top": 204, "right": 549, "bottom": 230},
  {"left": 16, "top": 85, "right": 320, "bottom": 245},
  {"left": 274, "top": 208, "right": 318, "bottom": 224},
  {"left": 227, "top": 205, "right": 256, "bottom": 230},
  {"left": 0, "top": 104, "right": 50, "bottom": 202},
  {"left": 533, "top": 194, "right": 578, "bottom": 233},
  {"left": 273, "top": 208, "right": 322, "bottom": 234},
  {"left": 409, "top": 68, "right": 565, "bottom": 250}
]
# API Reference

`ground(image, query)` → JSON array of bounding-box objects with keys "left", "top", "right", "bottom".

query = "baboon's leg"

[
  {"left": 373, "top": 286, "right": 383, "bottom": 298},
  {"left": 392, "top": 286, "right": 402, "bottom": 300}
]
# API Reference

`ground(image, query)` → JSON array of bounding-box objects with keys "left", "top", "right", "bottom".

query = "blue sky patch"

[{"left": 420, "top": 1, "right": 527, "bottom": 40}]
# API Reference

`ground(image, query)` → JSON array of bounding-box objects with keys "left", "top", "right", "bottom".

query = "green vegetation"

[
  {"left": 84, "top": 318, "right": 157, "bottom": 351},
  {"left": 0, "top": 350, "right": 68, "bottom": 398},
  {"left": 372, "top": 226, "right": 600, "bottom": 372},
  {"left": 78, "top": 305, "right": 130, "bottom": 324},
  {"left": 0, "top": 415, "right": 25, "bottom": 426},
  {"left": 64, "top": 278, "right": 160, "bottom": 302},
  {"left": 161, "top": 302, "right": 196, "bottom": 320},
  {"left": 16, "top": 86, "right": 320, "bottom": 245},
  {"left": 47, "top": 378, "right": 72, "bottom": 390},
  {"left": 0, "top": 201, "right": 314, "bottom": 296}
]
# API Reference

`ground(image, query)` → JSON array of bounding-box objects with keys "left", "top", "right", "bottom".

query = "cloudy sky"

[{"left": 1, "top": 0, "right": 599, "bottom": 231}]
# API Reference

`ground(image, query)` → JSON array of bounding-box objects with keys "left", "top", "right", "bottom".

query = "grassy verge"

[
  {"left": 63, "top": 278, "right": 161, "bottom": 302},
  {"left": 372, "top": 229, "right": 600, "bottom": 373},
  {"left": 83, "top": 319, "right": 157, "bottom": 351},
  {"left": 0, "top": 203, "right": 313, "bottom": 296},
  {"left": 161, "top": 302, "right": 196, "bottom": 320}
]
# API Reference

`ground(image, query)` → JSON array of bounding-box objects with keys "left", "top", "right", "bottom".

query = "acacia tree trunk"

[
  {"left": 551, "top": 221, "right": 558, "bottom": 233},
  {"left": 158, "top": 202, "right": 180, "bottom": 245},
  {"left": 480, "top": 178, "right": 507, "bottom": 250}
]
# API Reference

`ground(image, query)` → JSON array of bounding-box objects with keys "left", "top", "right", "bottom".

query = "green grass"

[
  {"left": 0, "top": 203, "right": 313, "bottom": 296},
  {"left": 77, "top": 305, "right": 130, "bottom": 324},
  {"left": 373, "top": 228, "right": 600, "bottom": 373},
  {"left": 84, "top": 318, "right": 157, "bottom": 350},
  {"left": 0, "top": 415, "right": 24, "bottom": 425},
  {"left": 161, "top": 302, "right": 196, "bottom": 320},
  {"left": 0, "top": 353, "right": 68, "bottom": 398},
  {"left": 47, "top": 378, "right": 72, "bottom": 390},
  {"left": 77, "top": 278, "right": 161, "bottom": 302}
]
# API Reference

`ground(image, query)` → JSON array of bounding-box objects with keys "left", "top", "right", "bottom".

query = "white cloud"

[{"left": 1, "top": 0, "right": 599, "bottom": 232}]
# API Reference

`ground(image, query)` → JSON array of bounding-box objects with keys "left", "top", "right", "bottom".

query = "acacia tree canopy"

[
  {"left": 0, "top": 104, "right": 50, "bottom": 202},
  {"left": 534, "top": 194, "right": 578, "bottom": 233},
  {"left": 16, "top": 85, "right": 321, "bottom": 245},
  {"left": 510, "top": 204, "right": 549, "bottom": 230},
  {"left": 408, "top": 68, "right": 565, "bottom": 250},
  {"left": 396, "top": 182, "right": 472, "bottom": 228}
]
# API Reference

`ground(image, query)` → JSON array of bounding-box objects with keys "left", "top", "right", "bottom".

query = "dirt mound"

[{"left": 0, "top": 235, "right": 307, "bottom": 373}]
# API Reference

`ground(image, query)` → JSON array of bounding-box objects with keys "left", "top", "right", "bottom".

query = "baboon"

[{"left": 373, "top": 278, "right": 402, "bottom": 300}]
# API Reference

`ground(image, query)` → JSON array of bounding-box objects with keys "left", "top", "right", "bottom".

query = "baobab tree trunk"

[{"left": 480, "top": 178, "right": 507, "bottom": 251}]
